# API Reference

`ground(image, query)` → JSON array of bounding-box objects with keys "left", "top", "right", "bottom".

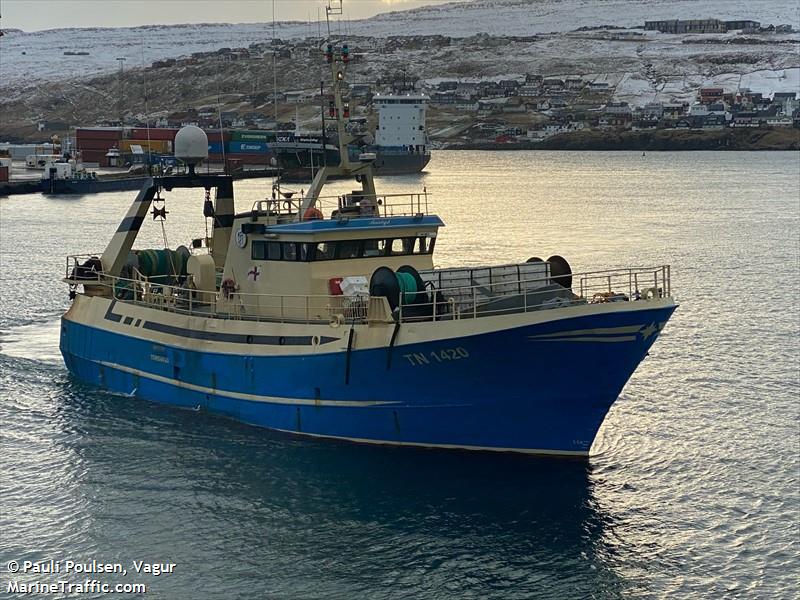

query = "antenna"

[
  {"left": 216, "top": 80, "right": 226, "bottom": 173},
  {"left": 140, "top": 36, "right": 152, "bottom": 174},
  {"left": 272, "top": 0, "right": 277, "bottom": 122},
  {"left": 325, "top": 0, "right": 342, "bottom": 39}
]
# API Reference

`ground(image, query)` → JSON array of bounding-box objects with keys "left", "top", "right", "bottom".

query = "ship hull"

[
  {"left": 273, "top": 145, "right": 431, "bottom": 178},
  {"left": 60, "top": 295, "right": 675, "bottom": 456},
  {"left": 41, "top": 177, "right": 149, "bottom": 195},
  {"left": 371, "top": 151, "right": 431, "bottom": 175}
]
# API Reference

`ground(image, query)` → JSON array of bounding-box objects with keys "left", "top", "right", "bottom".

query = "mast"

[{"left": 298, "top": 1, "right": 376, "bottom": 218}]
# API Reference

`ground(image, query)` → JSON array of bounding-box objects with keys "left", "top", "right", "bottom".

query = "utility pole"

[{"left": 116, "top": 57, "right": 126, "bottom": 126}]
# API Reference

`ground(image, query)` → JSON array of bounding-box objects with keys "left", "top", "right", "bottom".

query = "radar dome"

[{"left": 174, "top": 126, "right": 208, "bottom": 169}]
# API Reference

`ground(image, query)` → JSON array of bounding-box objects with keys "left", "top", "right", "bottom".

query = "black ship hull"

[{"left": 273, "top": 142, "right": 430, "bottom": 180}]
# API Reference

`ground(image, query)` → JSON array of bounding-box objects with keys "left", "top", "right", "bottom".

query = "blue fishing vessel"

[{"left": 60, "top": 36, "right": 676, "bottom": 456}]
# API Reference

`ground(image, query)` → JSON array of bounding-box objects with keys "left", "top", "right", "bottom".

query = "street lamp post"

[{"left": 116, "top": 57, "right": 126, "bottom": 126}]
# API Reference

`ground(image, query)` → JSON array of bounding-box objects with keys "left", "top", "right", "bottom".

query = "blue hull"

[{"left": 60, "top": 304, "right": 675, "bottom": 455}]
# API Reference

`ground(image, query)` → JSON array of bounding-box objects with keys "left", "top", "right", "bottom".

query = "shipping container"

[
  {"left": 228, "top": 141, "right": 269, "bottom": 154},
  {"left": 131, "top": 128, "right": 178, "bottom": 141},
  {"left": 230, "top": 130, "right": 276, "bottom": 143},
  {"left": 75, "top": 128, "right": 123, "bottom": 141},
  {"left": 77, "top": 139, "right": 120, "bottom": 151},
  {"left": 207, "top": 142, "right": 224, "bottom": 154},
  {"left": 0, "top": 166, "right": 9, "bottom": 182},
  {"left": 79, "top": 149, "right": 108, "bottom": 158},
  {"left": 120, "top": 139, "right": 171, "bottom": 153},
  {"left": 204, "top": 130, "right": 231, "bottom": 143},
  {"left": 79, "top": 150, "right": 109, "bottom": 166}
]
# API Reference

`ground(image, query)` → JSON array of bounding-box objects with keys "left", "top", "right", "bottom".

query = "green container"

[{"left": 230, "top": 130, "right": 275, "bottom": 143}]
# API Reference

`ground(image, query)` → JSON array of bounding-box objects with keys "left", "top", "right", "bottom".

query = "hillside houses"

[
  {"left": 138, "top": 33, "right": 798, "bottom": 149},
  {"left": 419, "top": 73, "right": 799, "bottom": 143},
  {"left": 644, "top": 19, "right": 761, "bottom": 34}
]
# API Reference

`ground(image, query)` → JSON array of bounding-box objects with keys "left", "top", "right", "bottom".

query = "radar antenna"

[{"left": 297, "top": 0, "right": 377, "bottom": 221}]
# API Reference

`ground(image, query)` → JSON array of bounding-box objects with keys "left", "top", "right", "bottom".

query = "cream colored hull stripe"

[
  {"left": 98, "top": 361, "right": 399, "bottom": 407},
  {"left": 531, "top": 336, "right": 637, "bottom": 343},
  {"left": 528, "top": 324, "right": 651, "bottom": 343},
  {"left": 74, "top": 296, "right": 676, "bottom": 356},
  {"left": 270, "top": 427, "right": 590, "bottom": 456},
  {"left": 528, "top": 325, "right": 643, "bottom": 338}
]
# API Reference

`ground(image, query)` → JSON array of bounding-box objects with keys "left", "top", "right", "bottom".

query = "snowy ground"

[
  {"left": 1, "top": 0, "right": 798, "bottom": 89},
  {"left": 613, "top": 68, "right": 800, "bottom": 104},
  {"left": 0, "top": 0, "right": 798, "bottom": 131}
]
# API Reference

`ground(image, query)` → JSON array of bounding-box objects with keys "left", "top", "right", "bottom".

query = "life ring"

[
  {"left": 221, "top": 278, "right": 236, "bottom": 299},
  {"left": 303, "top": 207, "right": 324, "bottom": 221},
  {"left": 643, "top": 286, "right": 660, "bottom": 300}
]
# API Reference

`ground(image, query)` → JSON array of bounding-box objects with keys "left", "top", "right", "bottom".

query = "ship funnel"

[{"left": 175, "top": 126, "right": 208, "bottom": 174}]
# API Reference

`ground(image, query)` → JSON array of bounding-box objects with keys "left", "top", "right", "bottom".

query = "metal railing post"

[
  {"left": 667, "top": 265, "right": 671, "bottom": 296},
  {"left": 523, "top": 283, "right": 528, "bottom": 313}
]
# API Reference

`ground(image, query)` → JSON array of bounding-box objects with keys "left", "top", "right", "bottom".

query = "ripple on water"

[{"left": 1, "top": 151, "right": 798, "bottom": 599}]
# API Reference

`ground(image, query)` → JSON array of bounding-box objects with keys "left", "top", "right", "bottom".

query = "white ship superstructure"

[{"left": 374, "top": 94, "right": 430, "bottom": 153}]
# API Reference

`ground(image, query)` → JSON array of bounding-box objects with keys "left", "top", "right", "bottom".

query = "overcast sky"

[{"left": 2, "top": 0, "right": 452, "bottom": 32}]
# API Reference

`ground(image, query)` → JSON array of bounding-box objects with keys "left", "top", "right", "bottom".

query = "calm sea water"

[{"left": 1, "top": 151, "right": 798, "bottom": 599}]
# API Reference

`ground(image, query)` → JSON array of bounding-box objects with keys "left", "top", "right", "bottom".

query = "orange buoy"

[{"left": 303, "top": 207, "right": 324, "bottom": 221}]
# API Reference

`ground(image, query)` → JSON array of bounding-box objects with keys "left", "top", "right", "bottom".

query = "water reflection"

[{"left": 33, "top": 379, "right": 627, "bottom": 599}]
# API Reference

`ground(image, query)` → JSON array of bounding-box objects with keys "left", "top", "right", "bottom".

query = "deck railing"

[
  {"left": 252, "top": 191, "right": 430, "bottom": 220},
  {"left": 399, "top": 265, "right": 671, "bottom": 321},
  {"left": 65, "top": 255, "right": 671, "bottom": 326}
]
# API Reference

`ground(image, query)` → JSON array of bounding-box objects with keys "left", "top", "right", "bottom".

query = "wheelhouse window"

[{"left": 251, "top": 236, "right": 435, "bottom": 262}]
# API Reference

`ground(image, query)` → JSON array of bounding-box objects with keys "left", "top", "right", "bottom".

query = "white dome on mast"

[{"left": 174, "top": 126, "right": 208, "bottom": 172}]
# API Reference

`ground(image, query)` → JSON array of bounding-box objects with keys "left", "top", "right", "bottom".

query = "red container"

[
  {"left": 131, "top": 128, "right": 177, "bottom": 141},
  {"left": 76, "top": 128, "right": 123, "bottom": 141},
  {"left": 77, "top": 139, "right": 119, "bottom": 151},
  {"left": 205, "top": 130, "right": 231, "bottom": 143},
  {"left": 80, "top": 150, "right": 109, "bottom": 164},
  {"left": 0, "top": 166, "right": 9, "bottom": 182}
]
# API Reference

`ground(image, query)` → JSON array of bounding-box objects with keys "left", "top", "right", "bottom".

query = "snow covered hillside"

[
  {"left": 1, "top": 0, "right": 798, "bottom": 139},
  {"left": 359, "top": 0, "right": 800, "bottom": 37},
  {"left": 1, "top": 0, "right": 798, "bottom": 89}
]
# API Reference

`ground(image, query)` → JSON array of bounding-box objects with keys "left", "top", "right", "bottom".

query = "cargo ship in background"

[
  {"left": 71, "top": 92, "right": 430, "bottom": 179},
  {"left": 271, "top": 93, "right": 431, "bottom": 178}
]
